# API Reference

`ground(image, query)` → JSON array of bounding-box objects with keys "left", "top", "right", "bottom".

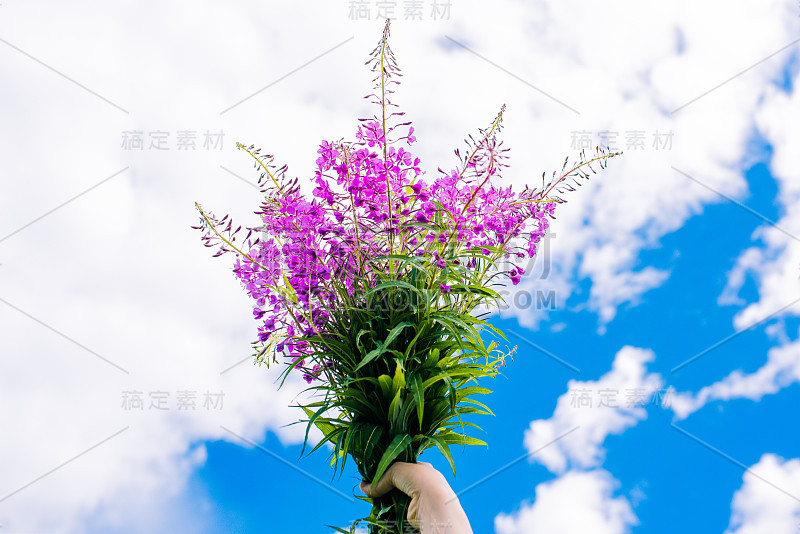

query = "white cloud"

[
  {"left": 671, "top": 16, "right": 800, "bottom": 425},
  {"left": 722, "top": 66, "right": 800, "bottom": 333},
  {"left": 0, "top": 288, "right": 316, "bottom": 533},
  {"left": 719, "top": 247, "right": 764, "bottom": 307},
  {"left": 524, "top": 346, "right": 663, "bottom": 474},
  {"left": 725, "top": 454, "right": 800, "bottom": 534},
  {"left": 501, "top": 347, "right": 661, "bottom": 533},
  {"left": 478, "top": 0, "right": 800, "bottom": 330},
  {"left": 671, "top": 331, "right": 800, "bottom": 419},
  {"left": 0, "top": 3, "right": 341, "bottom": 531},
  {"left": 672, "top": 64, "right": 800, "bottom": 417},
  {"left": 495, "top": 469, "right": 638, "bottom": 534}
]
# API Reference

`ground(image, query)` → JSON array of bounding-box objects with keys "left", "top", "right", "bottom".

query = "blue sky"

[{"left": 2, "top": 2, "right": 800, "bottom": 533}]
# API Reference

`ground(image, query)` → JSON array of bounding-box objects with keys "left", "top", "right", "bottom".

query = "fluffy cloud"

[
  {"left": 725, "top": 454, "right": 800, "bottom": 534},
  {"left": 495, "top": 470, "right": 638, "bottom": 534},
  {"left": 0, "top": 287, "right": 315, "bottom": 534},
  {"left": 722, "top": 64, "right": 800, "bottom": 333},
  {"left": 671, "top": 333, "right": 800, "bottom": 419},
  {"left": 498, "top": 347, "right": 659, "bottom": 534},
  {"left": 482, "top": 0, "right": 800, "bottom": 330},
  {"left": 524, "top": 346, "right": 664, "bottom": 473},
  {"left": 672, "top": 63, "right": 800, "bottom": 420},
  {"left": 0, "top": 2, "right": 343, "bottom": 531}
]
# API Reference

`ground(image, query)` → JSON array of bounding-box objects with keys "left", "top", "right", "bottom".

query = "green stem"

[{"left": 369, "top": 490, "right": 418, "bottom": 534}]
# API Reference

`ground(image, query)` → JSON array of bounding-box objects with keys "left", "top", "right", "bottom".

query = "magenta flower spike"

[{"left": 194, "top": 18, "right": 621, "bottom": 534}]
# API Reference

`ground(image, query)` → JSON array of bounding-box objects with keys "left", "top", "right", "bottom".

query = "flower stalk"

[{"left": 193, "top": 19, "right": 621, "bottom": 534}]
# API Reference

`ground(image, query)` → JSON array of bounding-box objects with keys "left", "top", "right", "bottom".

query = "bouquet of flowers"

[{"left": 194, "top": 20, "right": 620, "bottom": 533}]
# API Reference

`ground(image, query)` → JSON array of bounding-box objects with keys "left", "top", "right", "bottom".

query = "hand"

[{"left": 360, "top": 462, "right": 473, "bottom": 534}]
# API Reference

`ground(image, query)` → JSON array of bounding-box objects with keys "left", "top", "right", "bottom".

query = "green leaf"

[
  {"left": 409, "top": 374, "right": 424, "bottom": 426},
  {"left": 307, "top": 426, "right": 345, "bottom": 456},
  {"left": 445, "top": 285, "right": 500, "bottom": 298},
  {"left": 456, "top": 386, "right": 493, "bottom": 399},
  {"left": 438, "top": 431, "right": 488, "bottom": 447},
  {"left": 355, "top": 328, "right": 377, "bottom": 357},
  {"left": 392, "top": 361, "right": 406, "bottom": 393},
  {"left": 422, "top": 369, "right": 474, "bottom": 390},
  {"left": 332, "top": 426, "right": 346, "bottom": 465},
  {"left": 426, "top": 434, "right": 456, "bottom": 476},
  {"left": 370, "top": 254, "right": 432, "bottom": 277},
  {"left": 354, "top": 322, "right": 413, "bottom": 372},
  {"left": 359, "top": 424, "right": 383, "bottom": 461},
  {"left": 425, "top": 348, "right": 440, "bottom": 367},
  {"left": 364, "top": 280, "right": 423, "bottom": 300},
  {"left": 402, "top": 324, "right": 428, "bottom": 360},
  {"left": 377, "top": 374, "right": 393, "bottom": 399},
  {"left": 388, "top": 386, "right": 403, "bottom": 425},
  {"left": 456, "top": 405, "right": 491, "bottom": 416},
  {"left": 400, "top": 394, "right": 418, "bottom": 432},
  {"left": 440, "top": 420, "right": 484, "bottom": 432},
  {"left": 461, "top": 397, "right": 495, "bottom": 415},
  {"left": 300, "top": 405, "right": 336, "bottom": 451},
  {"left": 372, "top": 433, "right": 412, "bottom": 485}
]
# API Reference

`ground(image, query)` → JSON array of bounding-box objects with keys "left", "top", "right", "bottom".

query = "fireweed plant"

[{"left": 194, "top": 20, "right": 620, "bottom": 534}]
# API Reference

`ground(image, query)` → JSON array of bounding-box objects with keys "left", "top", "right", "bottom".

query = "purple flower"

[
  {"left": 316, "top": 140, "right": 339, "bottom": 170},
  {"left": 194, "top": 87, "right": 590, "bottom": 386}
]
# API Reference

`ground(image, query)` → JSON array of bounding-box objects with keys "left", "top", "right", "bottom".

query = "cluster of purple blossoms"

[
  {"left": 196, "top": 110, "right": 569, "bottom": 383},
  {"left": 194, "top": 20, "right": 619, "bottom": 384}
]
